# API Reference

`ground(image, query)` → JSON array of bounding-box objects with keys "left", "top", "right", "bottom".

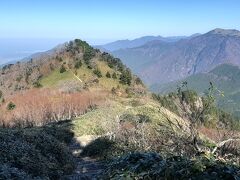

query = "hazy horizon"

[
  {"left": 0, "top": 28, "right": 238, "bottom": 65},
  {"left": 0, "top": 33, "right": 195, "bottom": 65},
  {"left": 0, "top": 37, "right": 118, "bottom": 65},
  {"left": 1, "top": 0, "right": 240, "bottom": 64}
]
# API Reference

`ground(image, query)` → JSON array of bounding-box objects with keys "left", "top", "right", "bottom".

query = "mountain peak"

[{"left": 208, "top": 28, "right": 240, "bottom": 36}]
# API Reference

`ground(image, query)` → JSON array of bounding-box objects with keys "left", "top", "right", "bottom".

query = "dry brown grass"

[
  {"left": 0, "top": 88, "right": 106, "bottom": 127},
  {"left": 199, "top": 126, "right": 240, "bottom": 157},
  {"left": 199, "top": 126, "right": 240, "bottom": 142}
]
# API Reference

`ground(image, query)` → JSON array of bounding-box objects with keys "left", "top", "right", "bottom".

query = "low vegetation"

[
  {"left": 0, "top": 125, "right": 75, "bottom": 179},
  {"left": 152, "top": 84, "right": 240, "bottom": 131},
  {"left": 0, "top": 89, "right": 105, "bottom": 127},
  {"left": 101, "top": 152, "right": 240, "bottom": 179}
]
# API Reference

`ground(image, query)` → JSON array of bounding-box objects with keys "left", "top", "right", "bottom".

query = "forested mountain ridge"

[
  {"left": 110, "top": 28, "right": 240, "bottom": 85},
  {"left": 0, "top": 39, "right": 143, "bottom": 98}
]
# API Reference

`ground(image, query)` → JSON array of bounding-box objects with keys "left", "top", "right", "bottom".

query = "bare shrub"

[
  {"left": 101, "top": 113, "right": 195, "bottom": 157},
  {"left": 0, "top": 89, "right": 106, "bottom": 127}
]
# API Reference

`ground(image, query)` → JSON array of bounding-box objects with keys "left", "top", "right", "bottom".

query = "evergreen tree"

[
  {"left": 93, "top": 69, "right": 102, "bottom": 78},
  {"left": 60, "top": 65, "right": 66, "bottom": 73},
  {"left": 112, "top": 72, "right": 117, "bottom": 79},
  {"left": 7, "top": 102, "right": 16, "bottom": 110},
  {"left": 135, "top": 77, "right": 143, "bottom": 85},
  {"left": 119, "top": 69, "right": 132, "bottom": 85},
  {"left": 75, "top": 60, "right": 82, "bottom": 69},
  {"left": 106, "top": 71, "right": 111, "bottom": 78},
  {"left": 33, "top": 81, "right": 42, "bottom": 88}
]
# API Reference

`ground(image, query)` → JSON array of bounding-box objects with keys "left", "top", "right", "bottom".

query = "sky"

[
  {"left": 1, "top": 0, "right": 240, "bottom": 42},
  {"left": 0, "top": 0, "right": 240, "bottom": 64}
]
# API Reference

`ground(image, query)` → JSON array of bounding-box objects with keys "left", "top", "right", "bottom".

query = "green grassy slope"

[
  {"left": 40, "top": 62, "right": 124, "bottom": 91},
  {"left": 70, "top": 97, "right": 189, "bottom": 137}
]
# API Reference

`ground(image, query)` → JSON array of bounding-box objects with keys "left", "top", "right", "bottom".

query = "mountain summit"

[
  {"left": 208, "top": 28, "right": 240, "bottom": 36},
  {"left": 96, "top": 35, "right": 187, "bottom": 52}
]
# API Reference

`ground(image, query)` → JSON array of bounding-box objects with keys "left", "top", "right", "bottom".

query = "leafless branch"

[{"left": 212, "top": 138, "right": 240, "bottom": 154}]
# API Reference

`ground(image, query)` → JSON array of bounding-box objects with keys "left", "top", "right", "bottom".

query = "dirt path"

[{"left": 63, "top": 136, "right": 106, "bottom": 180}]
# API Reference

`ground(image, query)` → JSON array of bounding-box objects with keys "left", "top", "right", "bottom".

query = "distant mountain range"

[
  {"left": 99, "top": 29, "right": 240, "bottom": 86},
  {"left": 95, "top": 35, "right": 195, "bottom": 52}
]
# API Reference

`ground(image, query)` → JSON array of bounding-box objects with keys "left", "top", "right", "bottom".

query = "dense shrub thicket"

[
  {"left": 101, "top": 52, "right": 125, "bottom": 72},
  {"left": 119, "top": 68, "right": 132, "bottom": 85},
  {"left": 100, "top": 52, "right": 134, "bottom": 85},
  {"left": 0, "top": 125, "right": 75, "bottom": 179},
  {"left": 67, "top": 39, "right": 96, "bottom": 68},
  {"left": 101, "top": 152, "right": 240, "bottom": 179}
]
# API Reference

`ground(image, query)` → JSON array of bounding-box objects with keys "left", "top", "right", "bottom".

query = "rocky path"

[{"left": 63, "top": 136, "right": 106, "bottom": 180}]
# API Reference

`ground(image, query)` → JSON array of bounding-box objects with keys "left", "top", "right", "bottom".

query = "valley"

[
  {"left": 151, "top": 64, "right": 240, "bottom": 117},
  {"left": 105, "top": 29, "right": 240, "bottom": 86}
]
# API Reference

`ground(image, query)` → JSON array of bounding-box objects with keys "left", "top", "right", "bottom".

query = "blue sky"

[{"left": 0, "top": 0, "right": 240, "bottom": 43}]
